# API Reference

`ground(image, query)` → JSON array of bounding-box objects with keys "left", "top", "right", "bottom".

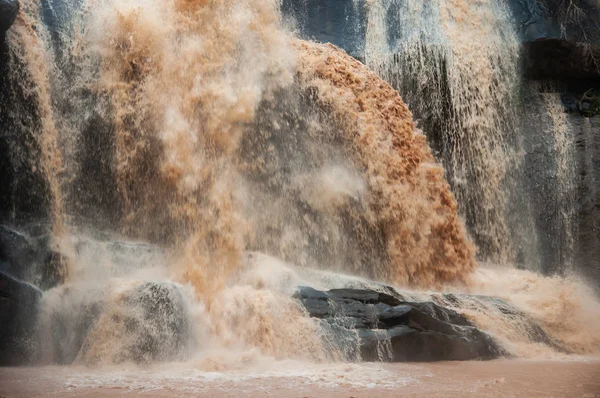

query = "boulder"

[
  {"left": 0, "top": 0, "right": 18, "bottom": 35},
  {"left": 56, "top": 282, "right": 194, "bottom": 365},
  {"left": 113, "top": 282, "right": 192, "bottom": 364},
  {"left": 295, "top": 286, "right": 506, "bottom": 362},
  {"left": 0, "top": 270, "right": 42, "bottom": 365},
  {"left": 426, "top": 293, "right": 568, "bottom": 353}
]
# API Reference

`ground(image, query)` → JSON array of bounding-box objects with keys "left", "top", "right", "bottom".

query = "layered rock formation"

[{"left": 295, "top": 286, "right": 506, "bottom": 361}]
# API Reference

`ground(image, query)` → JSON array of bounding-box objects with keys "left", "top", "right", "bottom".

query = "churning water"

[{"left": 0, "top": 0, "right": 599, "bottom": 395}]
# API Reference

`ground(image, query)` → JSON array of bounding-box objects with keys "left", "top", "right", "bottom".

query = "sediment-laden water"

[{"left": 0, "top": 0, "right": 599, "bottom": 395}]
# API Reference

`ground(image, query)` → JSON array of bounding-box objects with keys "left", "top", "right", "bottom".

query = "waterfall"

[
  {"left": 362, "top": 0, "right": 537, "bottom": 266},
  {"left": 1, "top": 0, "right": 600, "bottom": 373},
  {"left": 542, "top": 92, "right": 578, "bottom": 271}
]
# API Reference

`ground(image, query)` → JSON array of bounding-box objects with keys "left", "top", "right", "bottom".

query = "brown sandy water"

[
  {"left": 2, "top": 0, "right": 600, "bottom": 394},
  {"left": 1, "top": 359, "right": 599, "bottom": 397},
  {"left": 364, "top": 0, "right": 526, "bottom": 265}
]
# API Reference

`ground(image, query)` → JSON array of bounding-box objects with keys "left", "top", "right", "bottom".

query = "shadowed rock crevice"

[{"left": 523, "top": 39, "right": 600, "bottom": 81}]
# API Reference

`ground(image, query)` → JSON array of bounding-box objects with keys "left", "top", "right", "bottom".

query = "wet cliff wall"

[{"left": 1, "top": 0, "right": 599, "bottom": 286}]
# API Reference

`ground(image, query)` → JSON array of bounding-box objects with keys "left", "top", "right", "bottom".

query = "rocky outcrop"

[
  {"left": 500, "top": 1, "right": 600, "bottom": 82},
  {"left": 509, "top": 0, "right": 600, "bottom": 44},
  {"left": 295, "top": 286, "right": 506, "bottom": 362},
  {"left": 0, "top": 221, "right": 188, "bottom": 365},
  {"left": 0, "top": 0, "right": 18, "bottom": 36},
  {"left": 523, "top": 39, "right": 600, "bottom": 81},
  {"left": 0, "top": 270, "right": 42, "bottom": 365}
]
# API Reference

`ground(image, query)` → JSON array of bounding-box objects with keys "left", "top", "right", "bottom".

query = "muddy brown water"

[{"left": 1, "top": 358, "right": 599, "bottom": 397}]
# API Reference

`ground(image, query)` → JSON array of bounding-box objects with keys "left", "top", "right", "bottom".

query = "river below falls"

[{"left": 1, "top": 358, "right": 599, "bottom": 397}]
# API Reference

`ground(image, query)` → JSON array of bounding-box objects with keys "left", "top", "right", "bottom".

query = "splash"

[
  {"left": 445, "top": 266, "right": 600, "bottom": 357},
  {"left": 78, "top": 0, "right": 296, "bottom": 297}
]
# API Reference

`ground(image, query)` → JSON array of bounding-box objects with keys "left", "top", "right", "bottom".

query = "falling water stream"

[
  {"left": 541, "top": 92, "right": 578, "bottom": 271},
  {"left": 0, "top": 0, "right": 599, "bottom": 396},
  {"left": 363, "top": 0, "right": 537, "bottom": 266}
]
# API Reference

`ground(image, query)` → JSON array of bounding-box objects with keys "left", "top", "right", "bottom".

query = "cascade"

[
  {"left": 0, "top": 0, "right": 599, "bottom": 393},
  {"left": 362, "top": 0, "right": 538, "bottom": 266}
]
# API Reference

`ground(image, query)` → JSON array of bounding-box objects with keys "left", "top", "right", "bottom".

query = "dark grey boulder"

[
  {"left": 358, "top": 325, "right": 500, "bottom": 362},
  {"left": 295, "top": 285, "right": 561, "bottom": 362},
  {"left": 0, "top": 0, "right": 19, "bottom": 35}
]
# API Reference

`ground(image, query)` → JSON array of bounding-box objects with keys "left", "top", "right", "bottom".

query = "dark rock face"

[
  {"left": 0, "top": 225, "right": 64, "bottom": 290},
  {"left": 295, "top": 286, "right": 506, "bottom": 362},
  {"left": 41, "top": 285, "right": 105, "bottom": 364},
  {"left": 281, "top": 0, "right": 600, "bottom": 51},
  {"left": 573, "top": 116, "right": 600, "bottom": 284},
  {"left": 0, "top": 30, "right": 54, "bottom": 223},
  {"left": 111, "top": 282, "right": 192, "bottom": 364},
  {"left": 509, "top": 0, "right": 600, "bottom": 44},
  {"left": 0, "top": 270, "right": 42, "bottom": 365},
  {"left": 521, "top": 90, "right": 600, "bottom": 285},
  {"left": 281, "top": 0, "right": 366, "bottom": 58},
  {"left": 523, "top": 39, "right": 600, "bottom": 81},
  {"left": 0, "top": 0, "right": 19, "bottom": 35}
]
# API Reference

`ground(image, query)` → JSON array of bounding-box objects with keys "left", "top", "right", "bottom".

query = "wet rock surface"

[
  {"left": 0, "top": 0, "right": 19, "bottom": 35},
  {"left": 49, "top": 282, "right": 192, "bottom": 365},
  {"left": 1, "top": 223, "right": 191, "bottom": 366},
  {"left": 295, "top": 286, "right": 507, "bottom": 362},
  {"left": 107, "top": 282, "right": 192, "bottom": 365},
  {"left": 509, "top": 0, "right": 600, "bottom": 44},
  {"left": 0, "top": 224, "right": 64, "bottom": 290},
  {"left": 523, "top": 39, "right": 600, "bottom": 81},
  {"left": 0, "top": 270, "right": 42, "bottom": 365}
]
